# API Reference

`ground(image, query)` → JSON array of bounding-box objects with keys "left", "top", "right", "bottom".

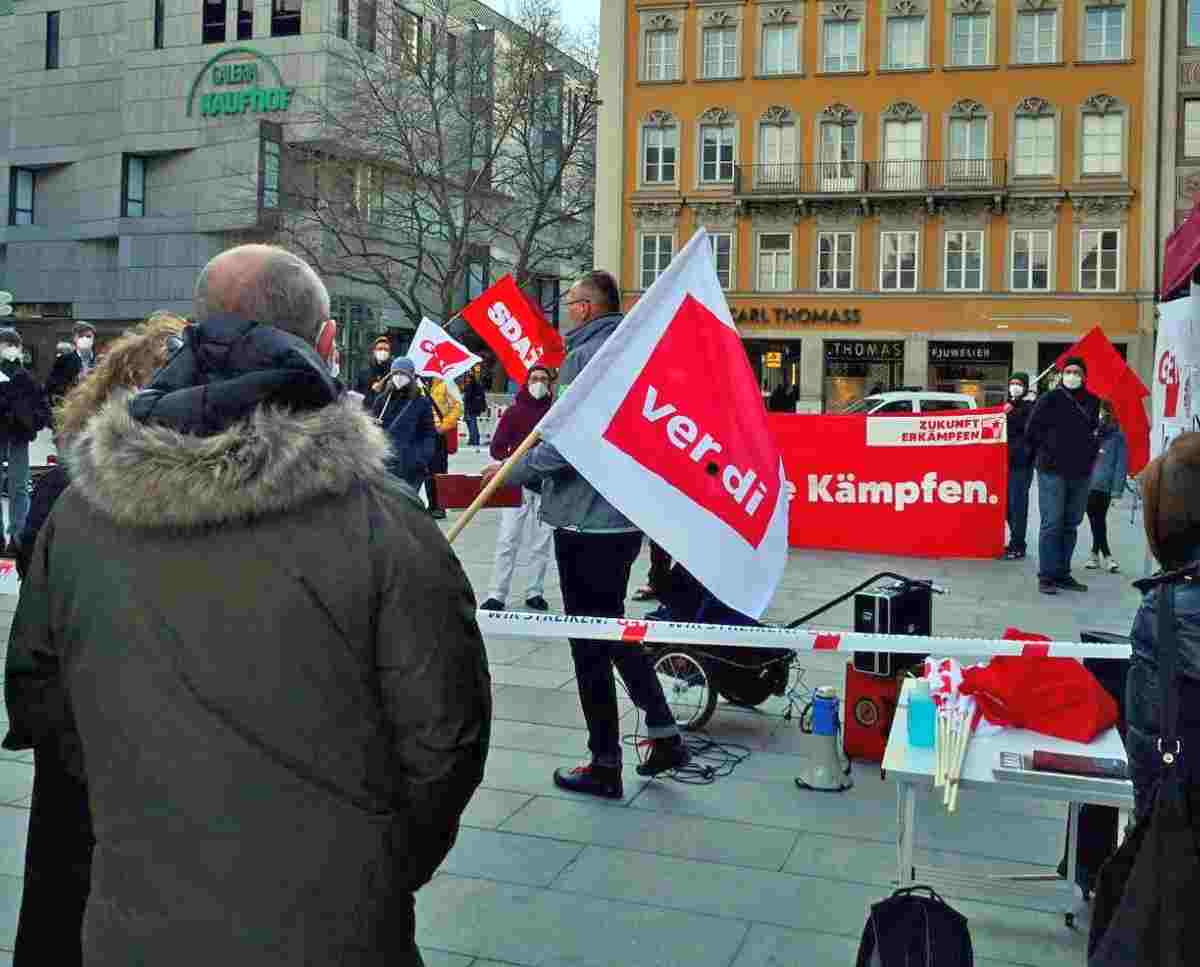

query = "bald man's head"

[{"left": 194, "top": 244, "right": 331, "bottom": 344}]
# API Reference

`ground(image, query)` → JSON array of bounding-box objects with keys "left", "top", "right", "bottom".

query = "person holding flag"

[{"left": 481, "top": 270, "right": 690, "bottom": 797}]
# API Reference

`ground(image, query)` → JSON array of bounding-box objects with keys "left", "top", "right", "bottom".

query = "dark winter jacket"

[
  {"left": 44, "top": 351, "right": 84, "bottom": 407},
  {"left": 0, "top": 361, "right": 49, "bottom": 444},
  {"left": 1025, "top": 385, "right": 1102, "bottom": 480},
  {"left": 1090, "top": 421, "right": 1129, "bottom": 496},
  {"left": 463, "top": 377, "right": 487, "bottom": 417},
  {"left": 1006, "top": 397, "right": 1036, "bottom": 468},
  {"left": 490, "top": 385, "right": 551, "bottom": 460},
  {"left": 356, "top": 359, "right": 392, "bottom": 412},
  {"left": 3, "top": 314, "right": 491, "bottom": 967},
  {"left": 373, "top": 386, "right": 438, "bottom": 487},
  {"left": 13, "top": 463, "right": 69, "bottom": 583}
]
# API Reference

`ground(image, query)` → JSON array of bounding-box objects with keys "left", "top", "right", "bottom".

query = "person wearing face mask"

[
  {"left": 372, "top": 357, "right": 438, "bottom": 503},
  {"left": 1001, "top": 372, "right": 1036, "bottom": 560},
  {"left": 357, "top": 335, "right": 393, "bottom": 411},
  {"left": 44, "top": 322, "right": 97, "bottom": 416},
  {"left": 479, "top": 364, "right": 556, "bottom": 612},
  {"left": 1085, "top": 399, "right": 1129, "bottom": 573},
  {"left": 1025, "top": 356, "right": 1102, "bottom": 594},
  {"left": 462, "top": 369, "right": 488, "bottom": 448},
  {"left": 0, "top": 329, "right": 49, "bottom": 558}
]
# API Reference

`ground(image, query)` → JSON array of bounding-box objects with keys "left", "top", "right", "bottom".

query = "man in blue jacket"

[
  {"left": 1025, "top": 356, "right": 1101, "bottom": 594},
  {"left": 482, "top": 270, "right": 689, "bottom": 798}
]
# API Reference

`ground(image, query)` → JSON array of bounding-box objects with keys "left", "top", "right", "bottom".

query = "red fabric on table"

[{"left": 434, "top": 474, "right": 522, "bottom": 509}]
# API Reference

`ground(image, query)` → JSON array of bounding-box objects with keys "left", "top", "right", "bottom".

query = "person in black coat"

[
  {"left": 1025, "top": 356, "right": 1102, "bottom": 595},
  {"left": 1001, "top": 371, "right": 1036, "bottom": 560},
  {"left": 462, "top": 370, "right": 487, "bottom": 447},
  {"left": 0, "top": 328, "right": 49, "bottom": 557},
  {"left": 43, "top": 322, "right": 96, "bottom": 413},
  {"left": 372, "top": 357, "right": 437, "bottom": 503},
  {"left": 356, "top": 334, "right": 393, "bottom": 412}
]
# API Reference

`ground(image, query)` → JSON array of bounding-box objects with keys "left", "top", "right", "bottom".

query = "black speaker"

[{"left": 853, "top": 582, "right": 932, "bottom": 677}]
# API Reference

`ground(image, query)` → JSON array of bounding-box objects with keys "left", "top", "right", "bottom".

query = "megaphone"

[{"left": 795, "top": 686, "right": 854, "bottom": 793}]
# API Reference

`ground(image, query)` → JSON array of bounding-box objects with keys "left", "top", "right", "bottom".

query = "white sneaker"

[
  {"left": 1085, "top": 553, "right": 1100, "bottom": 569},
  {"left": 1108, "top": 556, "right": 1120, "bottom": 573}
]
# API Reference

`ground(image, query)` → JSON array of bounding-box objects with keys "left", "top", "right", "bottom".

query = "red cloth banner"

[
  {"left": 459, "top": 275, "right": 565, "bottom": 383},
  {"left": 769, "top": 408, "right": 1008, "bottom": 557}
]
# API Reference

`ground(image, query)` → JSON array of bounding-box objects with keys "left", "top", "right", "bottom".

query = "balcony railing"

[{"left": 734, "top": 159, "right": 1008, "bottom": 196}]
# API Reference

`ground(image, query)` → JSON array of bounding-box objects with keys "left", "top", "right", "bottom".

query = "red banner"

[
  {"left": 769, "top": 408, "right": 1008, "bottom": 557},
  {"left": 460, "top": 275, "right": 566, "bottom": 383}
]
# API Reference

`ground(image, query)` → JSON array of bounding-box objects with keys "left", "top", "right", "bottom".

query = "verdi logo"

[{"left": 186, "top": 47, "right": 295, "bottom": 118}]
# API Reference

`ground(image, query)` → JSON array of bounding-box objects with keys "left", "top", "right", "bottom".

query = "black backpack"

[{"left": 856, "top": 886, "right": 974, "bottom": 967}]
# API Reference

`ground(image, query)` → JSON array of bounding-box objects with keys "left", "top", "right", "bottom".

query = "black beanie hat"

[
  {"left": 1062, "top": 356, "right": 1087, "bottom": 375},
  {"left": 1009, "top": 371, "right": 1030, "bottom": 389}
]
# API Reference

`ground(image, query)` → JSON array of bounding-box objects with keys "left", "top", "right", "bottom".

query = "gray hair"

[{"left": 194, "top": 245, "right": 330, "bottom": 344}]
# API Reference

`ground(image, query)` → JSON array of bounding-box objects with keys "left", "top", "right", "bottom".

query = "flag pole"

[
  {"left": 1032, "top": 362, "right": 1058, "bottom": 386},
  {"left": 446, "top": 430, "right": 541, "bottom": 544}
]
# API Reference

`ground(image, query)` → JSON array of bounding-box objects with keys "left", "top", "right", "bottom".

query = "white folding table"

[{"left": 882, "top": 679, "right": 1134, "bottom": 927}]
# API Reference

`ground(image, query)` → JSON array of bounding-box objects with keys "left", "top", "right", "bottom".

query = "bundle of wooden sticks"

[{"left": 933, "top": 695, "right": 977, "bottom": 814}]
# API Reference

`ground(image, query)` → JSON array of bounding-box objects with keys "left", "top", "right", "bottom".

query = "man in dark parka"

[{"left": 4, "top": 244, "right": 491, "bottom": 966}]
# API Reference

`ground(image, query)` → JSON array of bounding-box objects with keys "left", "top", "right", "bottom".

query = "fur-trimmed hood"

[{"left": 66, "top": 394, "right": 394, "bottom": 529}]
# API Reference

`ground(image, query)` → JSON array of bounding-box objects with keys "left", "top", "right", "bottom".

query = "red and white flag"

[
  {"left": 536, "top": 229, "right": 788, "bottom": 618},
  {"left": 407, "top": 317, "right": 482, "bottom": 384},
  {"left": 460, "top": 275, "right": 566, "bottom": 383}
]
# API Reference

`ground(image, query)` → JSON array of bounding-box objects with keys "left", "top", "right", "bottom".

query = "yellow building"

[{"left": 593, "top": 0, "right": 1157, "bottom": 410}]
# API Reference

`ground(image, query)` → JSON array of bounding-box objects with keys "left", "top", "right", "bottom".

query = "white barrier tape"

[{"left": 477, "top": 610, "right": 1132, "bottom": 660}]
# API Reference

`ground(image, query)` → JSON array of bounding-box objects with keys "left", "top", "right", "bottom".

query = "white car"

[{"left": 839, "top": 391, "right": 978, "bottom": 414}]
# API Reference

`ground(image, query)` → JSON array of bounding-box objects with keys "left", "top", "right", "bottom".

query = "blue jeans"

[
  {"left": 465, "top": 414, "right": 480, "bottom": 447},
  {"left": 1006, "top": 464, "right": 1033, "bottom": 553},
  {"left": 0, "top": 438, "right": 30, "bottom": 541},
  {"left": 1037, "top": 470, "right": 1091, "bottom": 581}
]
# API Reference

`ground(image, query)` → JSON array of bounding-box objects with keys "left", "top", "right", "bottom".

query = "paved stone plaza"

[{"left": 0, "top": 447, "right": 1147, "bottom": 966}]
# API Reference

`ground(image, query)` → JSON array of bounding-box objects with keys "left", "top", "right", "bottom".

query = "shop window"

[
  {"left": 203, "top": 0, "right": 226, "bottom": 44},
  {"left": 1083, "top": 5, "right": 1124, "bottom": 62},
  {"left": 1190, "top": 1, "right": 1200, "bottom": 47},
  {"left": 1185, "top": 101, "right": 1200, "bottom": 159},
  {"left": 1015, "top": 9, "right": 1056, "bottom": 64},
  {"left": 757, "top": 233, "right": 792, "bottom": 292},
  {"left": 1011, "top": 229, "right": 1052, "bottom": 291},
  {"left": 1079, "top": 229, "right": 1119, "bottom": 292},
  {"left": 708, "top": 233, "right": 733, "bottom": 289},
  {"left": 357, "top": 0, "right": 377, "bottom": 51},
  {"left": 880, "top": 231, "right": 919, "bottom": 291},
  {"left": 271, "top": 0, "right": 301, "bottom": 38},
  {"left": 950, "top": 13, "right": 989, "bottom": 67},
  {"left": 700, "top": 123, "right": 735, "bottom": 183},
  {"left": 46, "top": 11, "right": 61, "bottom": 68},
  {"left": 154, "top": 0, "right": 165, "bottom": 48},
  {"left": 822, "top": 19, "right": 860, "bottom": 72},
  {"left": 944, "top": 230, "right": 983, "bottom": 291},
  {"left": 885, "top": 15, "right": 926, "bottom": 69},
  {"left": 9, "top": 169, "right": 34, "bottom": 226},
  {"left": 817, "top": 232, "right": 854, "bottom": 290},
  {"left": 1015, "top": 115, "right": 1055, "bottom": 176},
  {"left": 645, "top": 28, "right": 679, "bottom": 82},
  {"left": 641, "top": 234, "right": 673, "bottom": 289},
  {"left": 702, "top": 25, "right": 737, "bottom": 78},
  {"left": 762, "top": 22, "right": 798, "bottom": 75},
  {"left": 122, "top": 156, "right": 146, "bottom": 218},
  {"left": 1082, "top": 113, "right": 1122, "bottom": 175},
  {"left": 642, "top": 124, "right": 678, "bottom": 185},
  {"left": 238, "top": 0, "right": 253, "bottom": 40}
]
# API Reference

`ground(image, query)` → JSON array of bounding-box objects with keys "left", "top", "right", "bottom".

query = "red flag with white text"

[
  {"left": 534, "top": 230, "right": 788, "bottom": 617},
  {"left": 460, "top": 275, "right": 565, "bottom": 383}
]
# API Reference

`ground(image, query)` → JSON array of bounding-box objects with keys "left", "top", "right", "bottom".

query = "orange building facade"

[{"left": 595, "top": 0, "right": 1158, "bottom": 411}]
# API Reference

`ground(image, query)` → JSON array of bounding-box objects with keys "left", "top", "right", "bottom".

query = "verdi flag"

[{"left": 459, "top": 275, "right": 565, "bottom": 383}]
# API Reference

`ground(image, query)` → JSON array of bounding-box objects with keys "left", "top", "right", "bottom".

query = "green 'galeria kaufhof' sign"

[{"left": 186, "top": 46, "right": 295, "bottom": 118}]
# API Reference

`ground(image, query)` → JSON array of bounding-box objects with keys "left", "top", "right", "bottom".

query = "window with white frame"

[
  {"left": 700, "top": 124, "right": 736, "bottom": 183},
  {"left": 757, "top": 233, "right": 792, "bottom": 291},
  {"left": 1015, "top": 115, "right": 1055, "bottom": 176},
  {"left": 945, "top": 230, "right": 983, "bottom": 290},
  {"left": 641, "top": 234, "right": 673, "bottom": 288},
  {"left": 819, "top": 121, "right": 858, "bottom": 189},
  {"left": 1011, "top": 229, "right": 1052, "bottom": 290},
  {"left": 645, "top": 28, "right": 678, "bottom": 81},
  {"left": 1016, "top": 10, "right": 1057, "bottom": 63},
  {"left": 1079, "top": 229, "right": 1119, "bottom": 291},
  {"left": 823, "top": 20, "right": 860, "bottom": 72},
  {"left": 951, "top": 13, "right": 989, "bottom": 66},
  {"left": 762, "top": 22, "right": 798, "bottom": 74},
  {"left": 883, "top": 119, "right": 923, "bottom": 190},
  {"left": 643, "top": 125, "right": 677, "bottom": 184},
  {"left": 1082, "top": 112, "right": 1122, "bottom": 175},
  {"left": 708, "top": 232, "right": 733, "bottom": 288},
  {"left": 1185, "top": 101, "right": 1200, "bottom": 158},
  {"left": 886, "top": 15, "right": 926, "bottom": 69},
  {"left": 758, "top": 121, "right": 796, "bottom": 186},
  {"left": 880, "top": 231, "right": 919, "bottom": 290},
  {"left": 949, "top": 116, "right": 987, "bottom": 180},
  {"left": 702, "top": 25, "right": 738, "bottom": 78},
  {"left": 1084, "top": 6, "right": 1124, "bottom": 61},
  {"left": 1190, "top": 0, "right": 1200, "bottom": 47},
  {"left": 818, "top": 232, "right": 855, "bottom": 290}
]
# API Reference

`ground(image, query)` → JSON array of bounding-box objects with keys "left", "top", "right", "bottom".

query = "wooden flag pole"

[{"left": 446, "top": 430, "right": 542, "bottom": 544}]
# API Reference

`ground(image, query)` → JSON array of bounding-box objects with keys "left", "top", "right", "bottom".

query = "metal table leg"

[{"left": 896, "top": 780, "right": 917, "bottom": 886}]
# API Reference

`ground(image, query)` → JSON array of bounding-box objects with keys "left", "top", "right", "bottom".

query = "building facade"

[
  {"left": 597, "top": 0, "right": 1159, "bottom": 411},
  {"left": 1156, "top": 3, "right": 1200, "bottom": 276}
]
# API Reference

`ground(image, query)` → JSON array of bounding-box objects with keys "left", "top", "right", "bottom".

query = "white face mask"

[
  {"left": 375, "top": 350, "right": 390, "bottom": 363},
  {"left": 392, "top": 374, "right": 411, "bottom": 390},
  {"left": 76, "top": 336, "right": 94, "bottom": 352},
  {"left": 1009, "top": 384, "right": 1024, "bottom": 399},
  {"left": 1, "top": 347, "right": 22, "bottom": 363},
  {"left": 1062, "top": 373, "right": 1083, "bottom": 390},
  {"left": 528, "top": 382, "right": 549, "bottom": 400}
]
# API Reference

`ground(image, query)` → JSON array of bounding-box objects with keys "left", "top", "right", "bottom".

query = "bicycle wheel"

[{"left": 654, "top": 650, "right": 718, "bottom": 731}]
